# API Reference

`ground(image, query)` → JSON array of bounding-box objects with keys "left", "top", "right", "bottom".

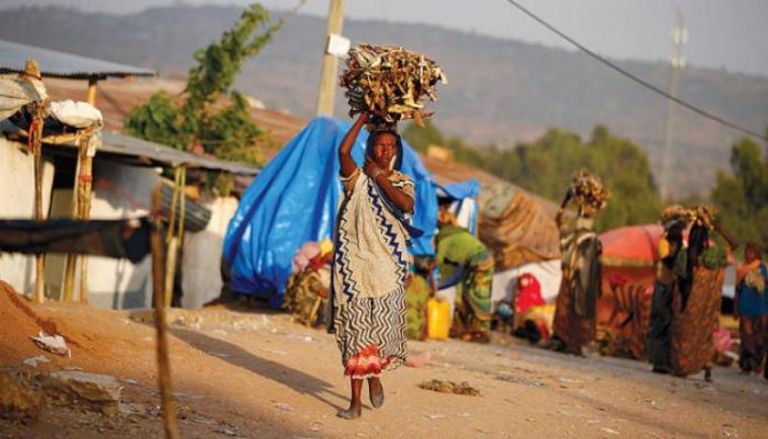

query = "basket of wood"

[{"left": 340, "top": 44, "right": 447, "bottom": 129}]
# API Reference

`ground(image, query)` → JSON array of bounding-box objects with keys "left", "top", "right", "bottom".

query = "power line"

[{"left": 504, "top": 0, "right": 767, "bottom": 142}]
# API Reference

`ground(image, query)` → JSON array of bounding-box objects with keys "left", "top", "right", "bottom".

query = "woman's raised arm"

[{"left": 339, "top": 112, "right": 369, "bottom": 178}]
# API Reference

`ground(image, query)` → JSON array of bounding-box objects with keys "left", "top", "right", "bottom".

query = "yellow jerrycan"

[{"left": 427, "top": 297, "right": 451, "bottom": 340}]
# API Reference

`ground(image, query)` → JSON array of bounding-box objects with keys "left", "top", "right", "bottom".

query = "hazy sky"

[{"left": 3, "top": 0, "right": 767, "bottom": 77}]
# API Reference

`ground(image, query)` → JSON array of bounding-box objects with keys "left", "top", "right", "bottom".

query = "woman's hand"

[{"left": 363, "top": 157, "right": 386, "bottom": 179}]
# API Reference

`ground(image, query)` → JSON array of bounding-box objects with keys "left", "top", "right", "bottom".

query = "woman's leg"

[
  {"left": 337, "top": 378, "right": 363, "bottom": 419},
  {"left": 368, "top": 376, "right": 384, "bottom": 408},
  {"left": 739, "top": 317, "right": 758, "bottom": 373}
]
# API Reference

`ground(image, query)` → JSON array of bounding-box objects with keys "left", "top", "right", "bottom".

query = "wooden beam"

[
  {"left": 86, "top": 78, "right": 98, "bottom": 106},
  {"left": 150, "top": 185, "right": 179, "bottom": 439},
  {"left": 77, "top": 135, "right": 95, "bottom": 304},
  {"left": 316, "top": 0, "right": 345, "bottom": 116},
  {"left": 32, "top": 110, "right": 46, "bottom": 304}
]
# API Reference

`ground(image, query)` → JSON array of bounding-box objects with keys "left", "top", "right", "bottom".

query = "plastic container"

[{"left": 427, "top": 297, "right": 451, "bottom": 340}]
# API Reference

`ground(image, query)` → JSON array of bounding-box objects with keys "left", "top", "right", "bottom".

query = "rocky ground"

[{"left": 1, "top": 287, "right": 767, "bottom": 439}]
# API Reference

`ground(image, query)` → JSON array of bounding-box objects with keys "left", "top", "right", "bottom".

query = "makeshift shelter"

[
  {"left": 435, "top": 179, "right": 480, "bottom": 234},
  {"left": 478, "top": 183, "right": 560, "bottom": 269},
  {"left": 224, "top": 116, "right": 438, "bottom": 308},
  {"left": 1, "top": 118, "right": 257, "bottom": 310},
  {"left": 0, "top": 40, "right": 156, "bottom": 105},
  {"left": 419, "top": 154, "right": 563, "bottom": 308}
]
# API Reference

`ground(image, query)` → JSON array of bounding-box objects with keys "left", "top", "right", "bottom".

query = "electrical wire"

[{"left": 504, "top": 0, "right": 767, "bottom": 141}]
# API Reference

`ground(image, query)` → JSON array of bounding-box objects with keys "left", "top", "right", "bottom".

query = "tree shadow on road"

[{"left": 170, "top": 327, "right": 349, "bottom": 412}]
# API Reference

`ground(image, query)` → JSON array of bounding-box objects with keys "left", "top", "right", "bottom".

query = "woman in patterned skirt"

[
  {"left": 330, "top": 112, "right": 416, "bottom": 419},
  {"left": 669, "top": 209, "right": 737, "bottom": 381},
  {"left": 547, "top": 170, "right": 608, "bottom": 356}
]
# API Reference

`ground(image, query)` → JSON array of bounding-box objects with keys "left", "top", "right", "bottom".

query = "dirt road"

[{"left": 1, "top": 298, "right": 767, "bottom": 438}]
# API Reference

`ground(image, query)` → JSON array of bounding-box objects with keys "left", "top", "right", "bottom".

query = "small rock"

[
  {"left": 424, "top": 413, "right": 446, "bottom": 420},
  {"left": 217, "top": 427, "right": 238, "bottom": 437},
  {"left": 121, "top": 379, "right": 139, "bottom": 385},
  {"left": 118, "top": 402, "right": 146, "bottom": 417},
  {"left": 22, "top": 356, "right": 50, "bottom": 368},
  {"left": 600, "top": 427, "right": 619, "bottom": 435},
  {"left": 274, "top": 402, "right": 294, "bottom": 412},
  {"left": 43, "top": 371, "right": 122, "bottom": 415}
]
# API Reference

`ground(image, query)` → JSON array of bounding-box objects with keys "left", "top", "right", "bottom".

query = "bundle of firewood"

[
  {"left": 340, "top": 44, "right": 447, "bottom": 129},
  {"left": 688, "top": 205, "right": 717, "bottom": 229},
  {"left": 569, "top": 169, "right": 610, "bottom": 214}
]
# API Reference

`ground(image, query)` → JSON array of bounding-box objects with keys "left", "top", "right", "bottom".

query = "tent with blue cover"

[
  {"left": 224, "top": 116, "right": 439, "bottom": 307},
  {"left": 436, "top": 179, "right": 480, "bottom": 235}
]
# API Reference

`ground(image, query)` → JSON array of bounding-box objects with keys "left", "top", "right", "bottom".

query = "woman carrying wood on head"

[{"left": 330, "top": 112, "right": 416, "bottom": 420}]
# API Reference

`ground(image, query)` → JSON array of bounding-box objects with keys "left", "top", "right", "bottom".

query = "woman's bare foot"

[
  {"left": 337, "top": 404, "right": 362, "bottom": 420},
  {"left": 338, "top": 377, "right": 363, "bottom": 419},
  {"left": 368, "top": 377, "right": 384, "bottom": 408}
]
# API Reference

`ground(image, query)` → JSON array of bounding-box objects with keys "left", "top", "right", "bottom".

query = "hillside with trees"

[{"left": 2, "top": 5, "right": 767, "bottom": 196}]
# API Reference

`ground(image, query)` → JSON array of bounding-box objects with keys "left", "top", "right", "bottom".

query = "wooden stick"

[
  {"left": 164, "top": 237, "right": 178, "bottom": 308},
  {"left": 86, "top": 78, "right": 97, "bottom": 106},
  {"left": 151, "top": 185, "right": 179, "bottom": 439},
  {"left": 78, "top": 135, "right": 95, "bottom": 304},
  {"left": 32, "top": 111, "right": 45, "bottom": 304},
  {"left": 62, "top": 136, "right": 84, "bottom": 302}
]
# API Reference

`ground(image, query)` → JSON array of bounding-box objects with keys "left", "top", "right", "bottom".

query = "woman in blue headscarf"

[{"left": 331, "top": 112, "right": 416, "bottom": 420}]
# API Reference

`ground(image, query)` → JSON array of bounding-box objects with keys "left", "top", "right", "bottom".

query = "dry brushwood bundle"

[
  {"left": 340, "top": 44, "right": 447, "bottom": 129},
  {"left": 660, "top": 205, "right": 690, "bottom": 227},
  {"left": 568, "top": 169, "right": 610, "bottom": 215},
  {"left": 687, "top": 205, "right": 718, "bottom": 229}
]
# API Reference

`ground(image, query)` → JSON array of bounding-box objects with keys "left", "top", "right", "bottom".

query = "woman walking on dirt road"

[{"left": 329, "top": 112, "right": 416, "bottom": 420}]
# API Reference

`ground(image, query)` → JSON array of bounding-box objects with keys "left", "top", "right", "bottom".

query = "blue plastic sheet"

[
  {"left": 223, "top": 117, "right": 438, "bottom": 307},
  {"left": 438, "top": 180, "right": 480, "bottom": 201}
]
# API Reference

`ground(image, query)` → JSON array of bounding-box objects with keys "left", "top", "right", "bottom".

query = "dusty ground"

[{"left": 1, "top": 288, "right": 767, "bottom": 439}]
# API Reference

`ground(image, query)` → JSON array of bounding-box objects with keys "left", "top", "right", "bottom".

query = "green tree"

[
  {"left": 711, "top": 136, "right": 768, "bottom": 247},
  {"left": 125, "top": 3, "right": 283, "bottom": 166},
  {"left": 404, "top": 122, "right": 662, "bottom": 231}
]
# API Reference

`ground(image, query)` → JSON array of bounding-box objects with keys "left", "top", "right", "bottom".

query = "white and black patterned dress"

[{"left": 331, "top": 167, "right": 414, "bottom": 378}]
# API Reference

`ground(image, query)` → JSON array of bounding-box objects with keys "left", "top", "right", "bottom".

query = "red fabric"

[
  {"left": 344, "top": 345, "right": 393, "bottom": 379},
  {"left": 515, "top": 273, "right": 545, "bottom": 313},
  {"left": 307, "top": 252, "right": 332, "bottom": 271}
]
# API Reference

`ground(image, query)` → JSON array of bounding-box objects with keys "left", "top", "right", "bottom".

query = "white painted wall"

[
  {"left": 181, "top": 196, "right": 238, "bottom": 309},
  {"left": 0, "top": 138, "right": 55, "bottom": 295},
  {"left": 84, "top": 160, "right": 159, "bottom": 310}
]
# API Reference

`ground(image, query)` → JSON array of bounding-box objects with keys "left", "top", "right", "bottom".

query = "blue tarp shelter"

[
  {"left": 224, "top": 117, "right": 439, "bottom": 307},
  {"left": 436, "top": 179, "right": 480, "bottom": 235}
]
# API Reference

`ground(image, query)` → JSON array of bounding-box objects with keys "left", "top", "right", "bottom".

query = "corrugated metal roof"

[
  {"left": 100, "top": 131, "right": 259, "bottom": 175},
  {"left": 0, "top": 40, "right": 156, "bottom": 80}
]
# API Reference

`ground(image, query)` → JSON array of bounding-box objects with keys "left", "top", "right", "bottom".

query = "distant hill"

[{"left": 3, "top": 5, "right": 767, "bottom": 196}]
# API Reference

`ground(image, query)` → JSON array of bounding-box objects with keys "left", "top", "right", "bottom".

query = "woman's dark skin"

[
  {"left": 337, "top": 112, "right": 411, "bottom": 419},
  {"left": 339, "top": 112, "right": 414, "bottom": 214}
]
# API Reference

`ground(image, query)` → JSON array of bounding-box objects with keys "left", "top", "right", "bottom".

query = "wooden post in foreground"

[
  {"left": 150, "top": 185, "right": 179, "bottom": 439},
  {"left": 77, "top": 134, "right": 96, "bottom": 304},
  {"left": 31, "top": 108, "right": 46, "bottom": 304},
  {"left": 62, "top": 137, "right": 83, "bottom": 302}
]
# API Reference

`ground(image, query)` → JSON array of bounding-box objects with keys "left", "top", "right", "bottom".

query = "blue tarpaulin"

[
  {"left": 223, "top": 117, "right": 438, "bottom": 307},
  {"left": 436, "top": 179, "right": 480, "bottom": 235},
  {"left": 438, "top": 180, "right": 480, "bottom": 201}
]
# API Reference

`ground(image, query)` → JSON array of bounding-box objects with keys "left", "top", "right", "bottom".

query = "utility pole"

[
  {"left": 659, "top": 9, "right": 687, "bottom": 200},
  {"left": 316, "top": 0, "right": 346, "bottom": 116}
]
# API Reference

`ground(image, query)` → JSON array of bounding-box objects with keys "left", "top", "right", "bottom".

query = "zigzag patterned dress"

[{"left": 332, "top": 167, "right": 414, "bottom": 379}]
